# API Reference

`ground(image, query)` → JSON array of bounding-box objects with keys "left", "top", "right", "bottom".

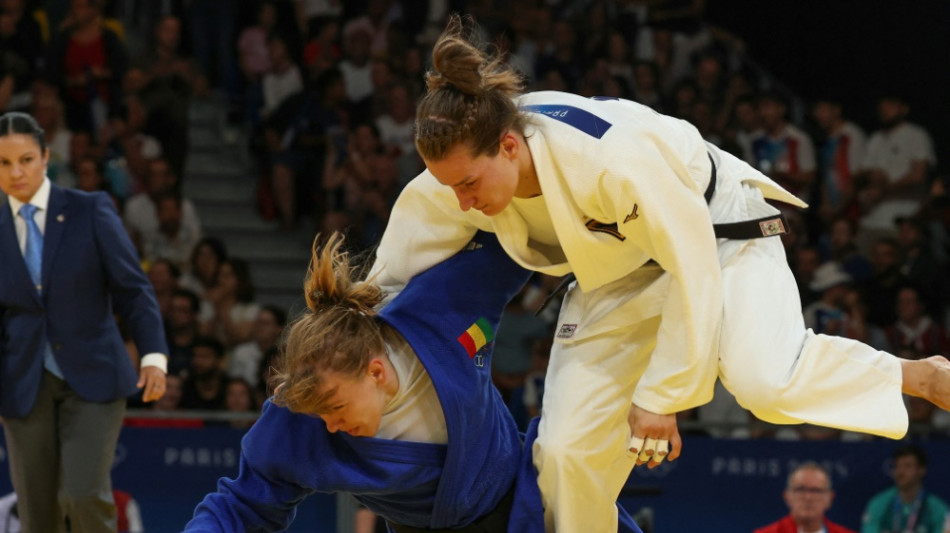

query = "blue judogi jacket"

[
  {"left": 184, "top": 233, "right": 534, "bottom": 531},
  {"left": 183, "top": 232, "right": 642, "bottom": 533}
]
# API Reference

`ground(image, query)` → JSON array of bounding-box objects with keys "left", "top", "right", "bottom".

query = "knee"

[
  {"left": 722, "top": 371, "right": 785, "bottom": 418},
  {"left": 60, "top": 486, "right": 111, "bottom": 511}
]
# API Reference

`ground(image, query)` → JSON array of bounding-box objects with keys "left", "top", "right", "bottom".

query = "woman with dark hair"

[
  {"left": 179, "top": 236, "right": 228, "bottom": 298},
  {"left": 222, "top": 377, "right": 259, "bottom": 430},
  {"left": 0, "top": 110, "right": 167, "bottom": 532},
  {"left": 199, "top": 257, "right": 260, "bottom": 349}
]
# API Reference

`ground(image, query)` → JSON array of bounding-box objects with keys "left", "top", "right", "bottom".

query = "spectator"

[
  {"left": 30, "top": 93, "right": 73, "bottom": 185},
  {"left": 0, "top": 0, "right": 45, "bottom": 108},
  {"left": 840, "top": 287, "right": 891, "bottom": 352},
  {"left": 803, "top": 261, "right": 853, "bottom": 336},
  {"left": 179, "top": 336, "right": 228, "bottom": 411},
  {"left": 263, "top": 67, "right": 347, "bottom": 229},
  {"left": 753, "top": 462, "right": 856, "bottom": 533},
  {"left": 260, "top": 33, "right": 303, "bottom": 120},
  {"left": 812, "top": 95, "right": 867, "bottom": 226},
  {"left": 229, "top": 306, "right": 286, "bottom": 389},
  {"left": 255, "top": 346, "right": 280, "bottom": 399},
  {"left": 301, "top": 15, "right": 342, "bottom": 79},
  {"left": 856, "top": 94, "right": 937, "bottom": 244},
  {"left": 604, "top": 31, "right": 635, "bottom": 94},
  {"left": 349, "top": 148, "right": 401, "bottom": 246},
  {"left": 894, "top": 215, "right": 946, "bottom": 314},
  {"left": 885, "top": 286, "right": 950, "bottom": 357},
  {"left": 45, "top": 0, "right": 128, "bottom": 136},
  {"left": 374, "top": 82, "right": 415, "bottom": 160},
  {"left": 199, "top": 258, "right": 261, "bottom": 350},
  {"left": 73, "top": 154, "right": 111, "bottom": 195},
  {"left": 906, "top": 396, "right": 944, "bottom": 440},
  {"left": 98, "top": 92, "right": 163, "bottom": 200},
  {"left": 236, "top": 1, "right": 278, "bottom": 128},
  {"left": 54, "top": 128, "right": 96, "bottom": 189},
  {"left": 341, "top": 0, "right": 395, "bottom": 58},
  {"left": 147, "top": 257, "right": 180, "bottom": 319},
  {"left": 751, "top": 91, "right": 817, "bottom": 203},
  {"left": 725, "top": 93, "right": 760, "bottom": 165},
  {"left": 123, "top": 156, "right": 201, "bottom": 244},
  {"left": 534, "top": 19, "right": 584, "bottom": 93},
  {"left": 632, "top": 60, "right": 663, "bottom": 111},
  {"left": 862, "top": 238, "right": 911, "bottom": 328},
  {"left": 690, "top": 52, "right": 725, "bottom": 108},
  {"left": 818, "top": 217, "right": 874, "bottom": 284},
  {"left": 338, "top": 22, "right": 373, "bottom": 115},
  {"left": 222, "top": 377, "right": 259, "bottom": 429},
  {"left": 133, "top": 14, "right": 206, "bottom": 176},
  {"left": 179, "top": 236, "right": 228, "bottom": 300},
  {"left": 165, "top": 288, "right": 202, "bottom": 378},
  {"left": 142, "top": 191, "right": 202, "bottom": 271},
  {"left": 186, "top": 0, "right": 239, "bottom": 103},
  {"left": 861, "top": 446, "right": 950, "bottom": 533}
]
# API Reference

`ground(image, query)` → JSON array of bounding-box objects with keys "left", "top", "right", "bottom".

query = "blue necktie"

[
  {"left": 19, "top": 204, "right": 42, "bottom": 291},
  {"left": 18, "top": 204, "right": 64, "bottom": 379}
]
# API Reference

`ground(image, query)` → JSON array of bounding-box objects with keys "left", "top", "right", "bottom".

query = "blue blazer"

[{"left": 0, "top": 184, "right": 168, "bottom": 418}]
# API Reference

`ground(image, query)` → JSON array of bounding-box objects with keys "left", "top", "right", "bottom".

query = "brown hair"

[
  {"left": 271, "top": 233, "right": 386, "bottom": 414},
  {"left": 415, "top": 14, "right": 527, "bottom": 161}
]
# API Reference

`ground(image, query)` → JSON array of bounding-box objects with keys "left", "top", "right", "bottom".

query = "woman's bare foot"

[{"left": 901, "top": 356, "right": 950, "bottom": 411}]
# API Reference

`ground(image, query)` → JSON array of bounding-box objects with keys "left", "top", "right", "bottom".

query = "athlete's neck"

[{"left": 515, "top": 133, "right": 541, "bottom": 198}]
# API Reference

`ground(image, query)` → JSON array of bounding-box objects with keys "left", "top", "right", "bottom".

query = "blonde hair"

[
  {"left": 271, "top": 233, "right": 385, "bottom": 414},
  {"left": 415, "top": 14, "right": 527, "bottom": 161}
]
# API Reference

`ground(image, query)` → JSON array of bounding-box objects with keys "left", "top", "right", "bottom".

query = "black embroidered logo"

[
  {"left": 623, "top": 204, "right": 639, "bottom": 223},
  {"left": 585, "top": 219, "right": 626, "bottom": 241}
]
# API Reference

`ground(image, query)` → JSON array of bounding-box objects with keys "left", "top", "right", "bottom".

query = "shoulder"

[
  {"left": 925, "top": 492, "right": 950, "bottom": 512},
  {"left": 58, "top": 185, "right": 110, "bottom": 209},
  {"left": 899, "top": 122, "right": 931, "bottom": 138},
  {"left": 866, "top": 487, "right": 896, "bottom": 508},
  {"left": 751, "top": 518, "right": 784, "bottom": 533}
]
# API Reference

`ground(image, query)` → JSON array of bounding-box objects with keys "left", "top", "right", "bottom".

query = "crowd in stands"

[{"left": 2, "top": 0, "right": 948, "bottom": 439}]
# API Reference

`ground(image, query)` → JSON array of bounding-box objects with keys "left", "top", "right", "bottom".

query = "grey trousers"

[{"left": 2, "top": 371, "right": 125, "bottom": 533}]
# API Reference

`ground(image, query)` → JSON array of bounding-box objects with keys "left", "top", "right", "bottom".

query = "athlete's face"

[
  {"left": 314, "top": 357, "right": 393, "bottom": 438},
  {"left": 425, "top": 136, "right": 522, "bottom": 217}
]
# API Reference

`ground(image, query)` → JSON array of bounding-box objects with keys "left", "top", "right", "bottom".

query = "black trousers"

[{"left": 387, "top": 486, "right": 515, "bottom": 533}]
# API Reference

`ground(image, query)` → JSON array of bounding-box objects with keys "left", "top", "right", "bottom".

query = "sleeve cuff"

[{"left": 140, "top": 353, "right": 168, "bottom": 374}]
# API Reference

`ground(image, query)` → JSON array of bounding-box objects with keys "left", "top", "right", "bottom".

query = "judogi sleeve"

[
  {"left": 601, "top": 142, "right": 722, "bottom": 415},
  {"left": 183, "top": 404, "right": 316, "bottom": 532},
  {"left": 183, "top": 452, "right": 312, "bottom": 532},
  {"left": 370, "top": 171, "right": 486, "bottom": 295}
]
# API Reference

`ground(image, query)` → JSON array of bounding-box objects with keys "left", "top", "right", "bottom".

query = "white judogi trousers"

[{"left": 533, "top": 211, "right": 906, "bottom": 533}]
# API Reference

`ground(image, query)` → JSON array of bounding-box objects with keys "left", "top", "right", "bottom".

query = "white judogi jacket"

[{"left": 372, "top": 91, "right": 806, "bottom": 414}]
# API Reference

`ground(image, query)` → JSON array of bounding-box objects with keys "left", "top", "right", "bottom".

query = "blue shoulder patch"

[{"left": 521, "top": 104, "right": 613, "bottom": 139}]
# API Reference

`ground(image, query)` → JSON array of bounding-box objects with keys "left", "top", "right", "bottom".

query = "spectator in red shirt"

[{"left": 754, "top": 462, "right": 857, "bottom": 533}]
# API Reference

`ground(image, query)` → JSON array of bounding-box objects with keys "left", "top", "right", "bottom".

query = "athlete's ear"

[
  {"left": 499, "top": 131, "right": 519, "bottom": 160},
  {"left": 367, "top": 358, "right": 386, "bottom": 383}
]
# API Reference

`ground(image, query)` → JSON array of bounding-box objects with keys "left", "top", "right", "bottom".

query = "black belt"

[
  {"left": 387, "top": 486, "right": 515, "bottom": 533},
  {"left": 706, "top": 153, "right": 790, "bottom": 240}
]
